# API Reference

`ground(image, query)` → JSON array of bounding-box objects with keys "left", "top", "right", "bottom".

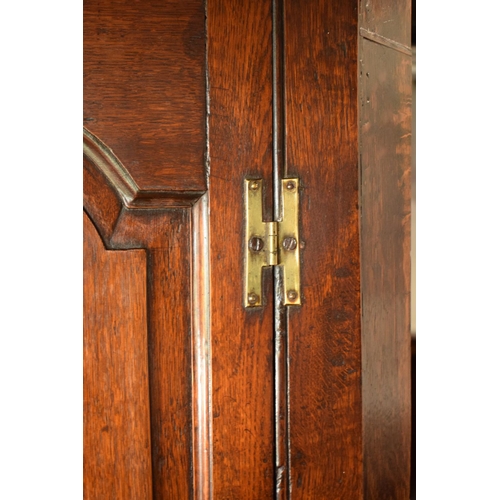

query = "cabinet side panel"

[
  {"left": 360, "top": 0, "right": 411, "bottom": 48},
  {"left": 83, "top": 212, "right": 152, "bottom": 499},
  {"left": 284, "top": 0, "right": 363, "bottom": 497},
  {"left": 359, "top": 38, "right": 412, "bottom": 500}
]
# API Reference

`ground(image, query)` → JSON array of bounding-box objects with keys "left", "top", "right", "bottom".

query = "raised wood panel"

[
  {"left": 83, "top": 212, "right": 152, "bottom": 499},
  {"left": 84, "top": 0, "right": 207, "bottom": 195},
  {"left": 148, "top": 215, "right": 194, "bottom": 498},
  {"left": 112, "top": 209, "right": 194, "bottom": 498},
  {"left": 284, "top": 0, "right": 363, "bottom": 496},
  {"left": 359, "top": 38, "right": 412, "bottom": 499},
  {"left": 84, "top": 150, "right": 207, "bottom": 498},
  {"left": 207, "top": 0, "right": 276, "bottom": 497}
]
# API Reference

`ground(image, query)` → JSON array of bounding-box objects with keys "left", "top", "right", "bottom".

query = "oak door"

[{"left": 84, "top": 0, "right": 411, "bottom": 498}]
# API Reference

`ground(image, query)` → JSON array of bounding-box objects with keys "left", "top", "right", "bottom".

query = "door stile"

[
  {"left": 284, "top": 0, "right": 364, "bottom": 496},
  {"left": 207, "top": 0, "right": 276, "bottom": 496}
]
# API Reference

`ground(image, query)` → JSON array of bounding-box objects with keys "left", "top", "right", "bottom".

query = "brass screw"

[
  {"left": 286, "top": 181, "right": 296, "bottom": 191},
  {"left": 249, "top": 181, "right": 259, "bottom": 190},
  {"left": 247, "top": 293, "right": 259, "bottom": 305},
  {"left": 282, "top": 236, "right": 297, "bottom": 251},
  {"left": 249, "top": 237, "right": 264, "bottom": 252},
  {"left": 287, "top": 290, "right": 298, "bottom": 302}
]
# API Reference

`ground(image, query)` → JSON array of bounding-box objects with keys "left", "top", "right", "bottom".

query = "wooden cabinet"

[{"left": 84, "top": 0, "right": 411, "bottom": 498}]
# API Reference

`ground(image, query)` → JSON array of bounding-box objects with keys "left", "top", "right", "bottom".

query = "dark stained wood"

[
  {"left": 359, "top": 27, "right": 412, "bottom": 56},
  {"left": 83, "top": 212, "right": 152, "bottom": 499},
  {"left": 84, "top": 0, "right": 412, "bottom": 496},
  {"left": 284, "top": 0, "right": 363, "bottom": 496},
  {"left": 146, "top": 214, "right": 193, "bottom": 499},
  {"left": 113, "top": 209, "right": 194, "bottom": 499},
  {"left": 84, "top": 128, "right": 200, "bottom": 209},
  {"left": 84, "top": 152, "right": 205, "bottom": 498},
  {"left": 207, "top": 0, "right": 276, "bottom": 497},
  {"left": 360, "top": 0, "right": 411, "bottom": 47},
  {"left": 83, "top": 154, "right": 123, "bottom": 244},
  {"left": 84, "top": 0, "right": 207, "bottom": 195},
  {"left": 359, "top": 37, "right": 412, "bottom": 499}
]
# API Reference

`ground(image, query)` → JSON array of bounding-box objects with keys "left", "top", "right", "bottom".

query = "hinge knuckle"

[{"left": 267, "top": 221, "right": 278, "bottom": 266}]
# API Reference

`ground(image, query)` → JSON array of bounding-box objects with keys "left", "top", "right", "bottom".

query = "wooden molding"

[
  {"left": 84, "top": 158, "right": 212, "bottom": 498},
  {"left": 83, "top": 0, "right": 207, "bottom": 194},
  {"left": 84, "top": 128, "right": 205, "bottom": 215},
  {"left": 84, "top": 127, "right": 139, "bottom": 207}
]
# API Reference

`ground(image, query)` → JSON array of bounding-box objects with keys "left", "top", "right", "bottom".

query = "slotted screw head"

[
  {"left": 249, "top": 237, "right": 264, "bottom": 252},
  {"left": 282, "top": 236, "right": 297, "bottom": 251},
  {"left": 249, "top": 181, "right": 259, "bottom": 190},
  {"left": 247, "top": 293, "right": 259, "bottom": 305},
  {"left": 286, "top": 181, "right": 296, "bottom": 191},
  {"left": 287, "top": 290, "right": 298, "bottom": 302}
]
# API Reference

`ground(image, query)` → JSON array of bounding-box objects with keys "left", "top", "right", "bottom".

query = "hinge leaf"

[{"left": 244, "top": 178, "right": 301, "bottom": 307}]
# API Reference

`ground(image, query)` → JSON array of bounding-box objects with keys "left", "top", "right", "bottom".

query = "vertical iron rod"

[{"left": 272, "top": 0, "right": 290, "bottom": 498}]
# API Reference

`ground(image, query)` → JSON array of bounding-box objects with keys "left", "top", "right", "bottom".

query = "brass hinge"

[{"left": 244, "top": 178, "right": 301, "bottom": 307}]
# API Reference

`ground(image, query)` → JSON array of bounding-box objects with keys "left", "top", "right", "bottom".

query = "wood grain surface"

[
  {"left": 359, "top": 38, "right": 412, "bottom": 500},
  {"left": 147, "top": 214, "right": 194, "bottom": 498},
  {"left": 83, "top": 154, "right": 123, "bottom": 244},
  {"left": 83, "top": 212, "right": 152, "bottom": 499},
  {"left": 207, "top": 0, "right": 276, "bottom": 497},
  {"left": 84, "top": 0, "right": 412, "bottom": 496},
  {"left": 108, "top": 208, "right": 196, "bottom": 499},
  {"left": 84, "top": 151, "right": 201, "bottom": 498},
  {"left": 84, "top": 0, "right": 207, "bottom": 195},
  {"left": 284, "top": 0, "right": 363, "bottom": 496},
  {"left": 360, "top": 0, "right": 411, "bottom": 47}
]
